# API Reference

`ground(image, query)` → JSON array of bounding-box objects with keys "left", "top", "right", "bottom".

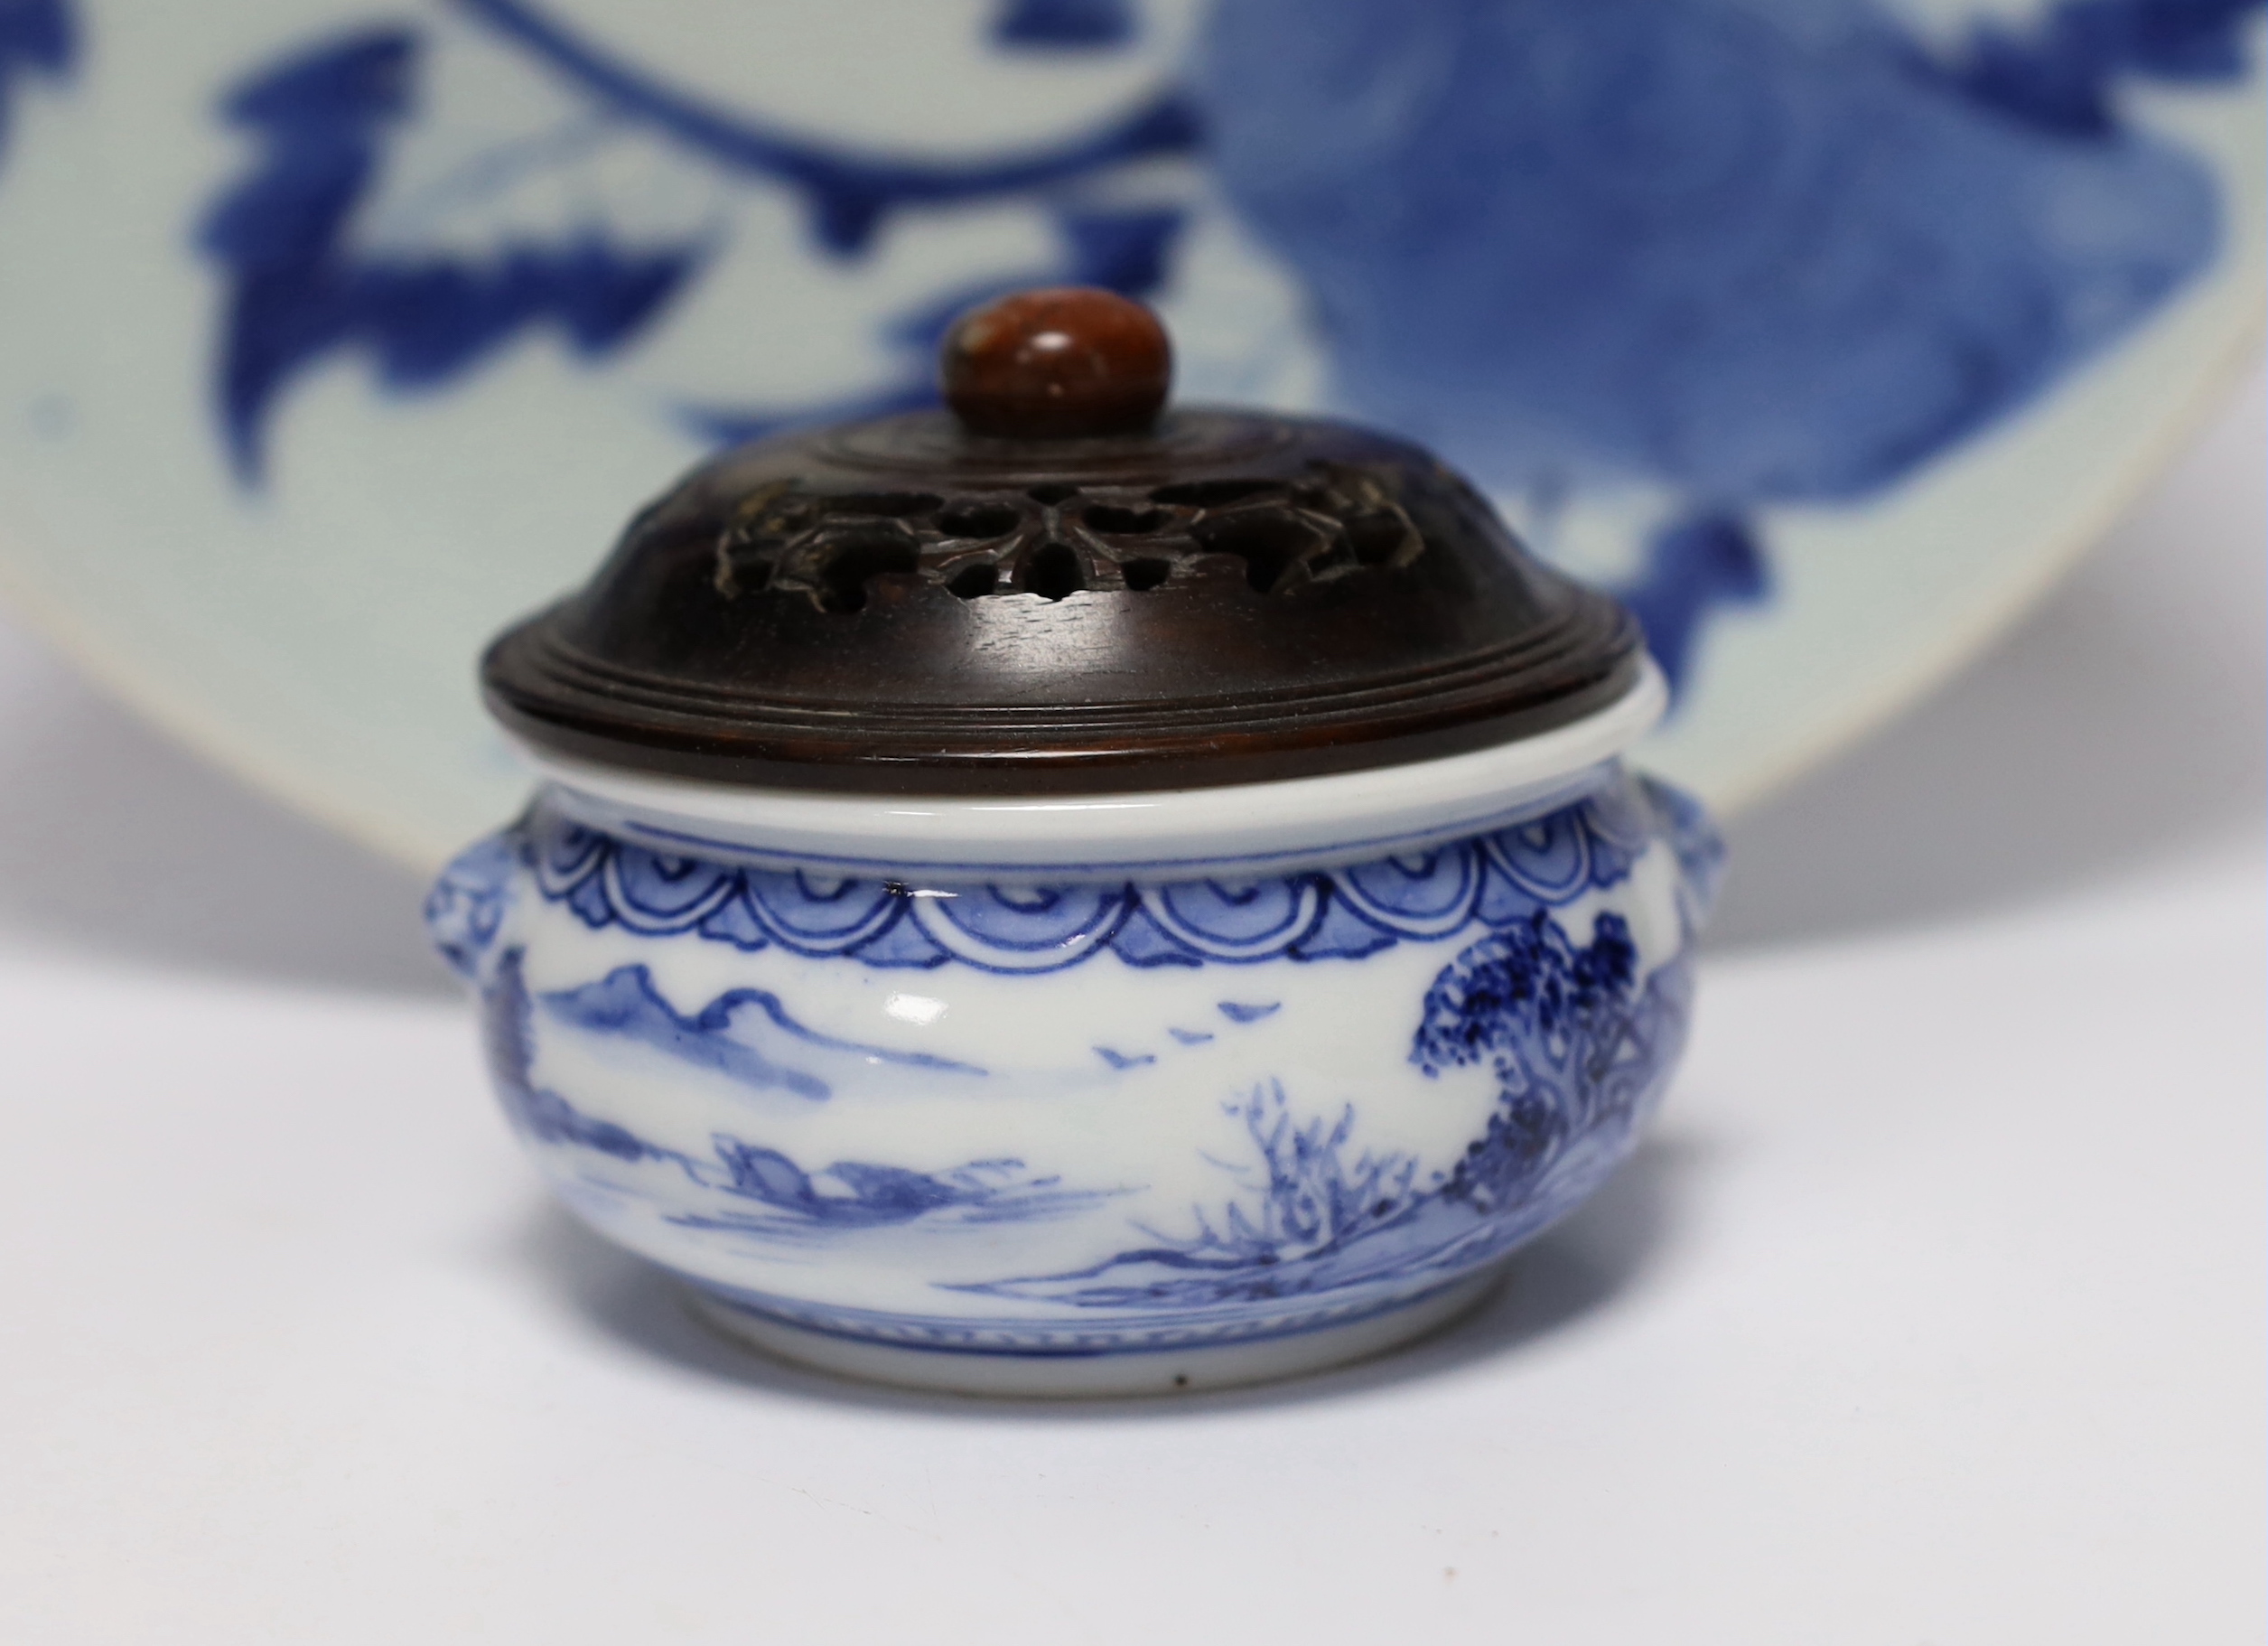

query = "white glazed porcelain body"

[{"left": 428, "top": 689, "right": 1719, "bottom": 1395}]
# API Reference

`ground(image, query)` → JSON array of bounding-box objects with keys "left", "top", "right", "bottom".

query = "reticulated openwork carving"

[
  {"left": 713, "top": 460, "right": 1426, "bottom": 613},
  {"left": 486, "top": 288, "right": 1645, "bottom": 793}
]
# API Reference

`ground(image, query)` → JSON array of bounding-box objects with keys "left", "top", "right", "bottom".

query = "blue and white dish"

[
  {"left": 429, "top": 669, "right": 1721, "bottom": 1394},
  {"left": 0, "top": 1, "right": 2259, "bottom": 865}
]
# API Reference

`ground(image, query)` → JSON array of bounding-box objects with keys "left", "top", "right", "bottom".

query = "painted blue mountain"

[
  {"left": 482, "top": 949, "right": 1110, "bottom": 1238},
  {"left": 537, "top": 961, "right": 989, "bottom": 1102}
]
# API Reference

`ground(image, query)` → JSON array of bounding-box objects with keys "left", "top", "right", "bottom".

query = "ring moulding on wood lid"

[{"left": 481, "top": 287, "right": 1648, "bottom": 797}]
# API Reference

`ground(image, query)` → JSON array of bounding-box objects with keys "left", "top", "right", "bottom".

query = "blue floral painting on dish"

[{"left": 190, "top": 0, "right": 2263, "bottom": 693}]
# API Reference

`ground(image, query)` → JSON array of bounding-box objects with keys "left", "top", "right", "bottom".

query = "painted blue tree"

[
  {"left": 1411, "top": 911, "right": 1650, "bottom": 1213},
  {"left": 196, "top": 0, "right": 2262, "bottom": 686}
]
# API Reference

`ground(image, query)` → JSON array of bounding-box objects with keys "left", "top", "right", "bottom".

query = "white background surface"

[{"left": 0, "top": 369, "right": 2259, "bottom": 1643}]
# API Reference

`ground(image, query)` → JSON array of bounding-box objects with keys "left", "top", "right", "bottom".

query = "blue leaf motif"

[
  {"left": 1141, "top": 876, "right": 1325, "bottom": 959},
  {"left": 199, "top": 25, "right": 699, "bottom": 482},
  {"left": 195, "top": 1, "right": 1203, "bottom": 479},
  {"left": 604, "top": 848, "right": 739, "bottom": 932},
  {"left": 1335, "top": 846, "right": 1480, "bottom": 938},
  {"left": 910, "top": 883, "right": 1131, "bottom": 970},
  {"left": 739, "top": 868, "right": 904, "bottom": 953},
  {"left": 0, "top": 0, "right": 73, "bottom": 161}
]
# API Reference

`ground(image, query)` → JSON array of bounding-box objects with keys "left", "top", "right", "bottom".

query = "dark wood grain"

[{"left": 481, "top": 295, "right": 1644, "bottom": 795}]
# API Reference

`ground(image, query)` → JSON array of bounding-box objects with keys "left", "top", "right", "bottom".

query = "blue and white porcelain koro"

[
  {"left": 429, "top": 666, "right": 1719, "bottom": 1395},
  {"left": 428, "top": 287, "right": 1719, "bottom": 1393}
]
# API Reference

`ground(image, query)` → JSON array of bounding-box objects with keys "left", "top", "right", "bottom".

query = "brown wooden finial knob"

[{"left": 941, "top": 287, "right": 1171, "bottom": 439}]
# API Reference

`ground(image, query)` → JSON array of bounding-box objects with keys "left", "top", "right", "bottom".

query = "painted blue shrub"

[
  {"left": 1162, "top": 1083, "right": 1423, "bottom": 1269},
  {"left": 0, "top": 0, "right": 71, "bottom": 159},
  {"left": 1411, "top": 912, "right": 1638, "bottom": 1082}
]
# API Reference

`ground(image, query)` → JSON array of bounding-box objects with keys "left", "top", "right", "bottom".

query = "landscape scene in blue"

[
  {"left": 466, "top": 901, "right": 1688, "bottom": 1315},
  {"left": 481, "top": 949, "right": 1120, "bottom": 1239},
  {"left": 961, "top": 914, "right": 1693, "bottom": 1314},
  {"left": 183, "top": 0, "right": 2261, "bottom": 690},
  {"left": 430, "top": 773, "right": 1713, "bottom": 1328}
]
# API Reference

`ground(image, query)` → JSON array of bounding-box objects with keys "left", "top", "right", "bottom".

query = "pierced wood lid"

[{"left": 481, "top": 289, "right": 1643, "bottom": 795}]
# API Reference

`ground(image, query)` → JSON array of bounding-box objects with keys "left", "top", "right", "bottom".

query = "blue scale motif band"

[{"left": 472, "top": 778, "right": 1700, "bottom": 976}]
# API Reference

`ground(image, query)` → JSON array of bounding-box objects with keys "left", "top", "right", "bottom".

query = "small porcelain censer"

[{"left": 428, "top": 290, "right": 1721, "bottom": 1396}]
